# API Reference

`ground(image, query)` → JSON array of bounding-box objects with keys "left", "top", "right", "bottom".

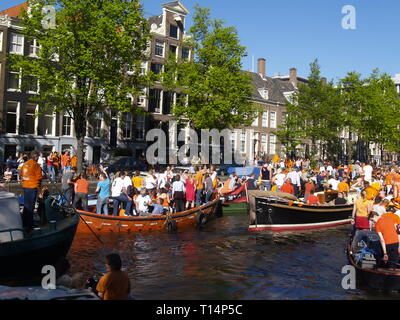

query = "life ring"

[
  {"left": 166, "top": 220, "right": 177, "bottom": 232},
  {"left": 196, "top": 211, "right": 207, "bottom": 226}
]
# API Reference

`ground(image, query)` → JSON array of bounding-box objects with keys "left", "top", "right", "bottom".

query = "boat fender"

[
  {"left": 196, "top": 211, "right": 207, "bottom": 226},
  {"left": 166, "top": 220, "right": 177, "bottom": 232}
]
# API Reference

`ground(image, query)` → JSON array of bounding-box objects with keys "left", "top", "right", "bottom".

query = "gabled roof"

[
  {"left": 162, "top": 1, "right": 190, "bottom": 15},
  {"left": 0, "top": 2, "right": 28, "bottom": 18},
  {"left": 148, "top": 14, "right": 163, "bottom": 28},
  {"left": 246, "top": 71, "right": 296, "bottom": 105}
]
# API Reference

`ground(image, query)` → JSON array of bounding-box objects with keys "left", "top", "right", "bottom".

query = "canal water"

[{"left": 68, "top": 211, "right": 400, "bottom": 300}]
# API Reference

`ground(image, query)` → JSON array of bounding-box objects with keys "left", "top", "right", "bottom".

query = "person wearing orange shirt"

[
  {"left": 195, "top": 167, "right": 204, "bottom": 207},
  {"left": 61, "top": 151, "right": 71, "bottom": 174},
  {"left": 96, "top": 254, "right": 131, "bottom": 300},
  {"left": 20, "top": 150, "right": 43, "bottom": 230},
  {"left": 369, "top": 211, "right": 400, "bottom": 269},
  {"left": 71, "top": 153, "right": 77, "bottom": 168},
  {"left": 281, "top": 178, "right": 295, "bottom": 195},
  {"left": 73, "top": 174, "right": 90, "bottom": 211},
  {"left": 338, "top": 177, "right": 350, "bottom": 195}
]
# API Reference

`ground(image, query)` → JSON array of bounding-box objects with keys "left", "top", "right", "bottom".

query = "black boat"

[
  {"left": 0, "top": 191, "right": 80, "bottom": 285},
  {"left": 247, "top": 190, "right": 353, "bottom": 232},
  {"left": 347, "top": 231, "right": 400, "bottom": 291}
]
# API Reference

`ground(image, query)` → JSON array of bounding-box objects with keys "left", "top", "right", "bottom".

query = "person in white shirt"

[
  {"left": 272, "top": 169, "right": 286, "bottom": 191},
  {"left": 123, "top": 172, "right": 132, "bottom": 188},
  {"left": 135, "top": 189, "right": 152, "bottom": 216},
  {"left": 111, "top": 172, "right": 133, "bottom": 216},
  {"left": 145, "top": 170, "right": 157, "bottom": 192},
  {"left": 287, "top": 169, "right": 301, "bottom": 196},
  {"left": 172, "top": 175, "right": 186, "bottom": 213},
  {"left": 327, "top": 176, "right": 340, "bottom": 191},
  {"left": 363, "top": 163, "right": 373, "bottom": 183}
]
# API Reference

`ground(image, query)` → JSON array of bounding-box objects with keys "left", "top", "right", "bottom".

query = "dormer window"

[
  {"left": 258, "top": 88, "right": 269, "bottom": 100},
  {"left": 170, "top": 24, "right": 178, "bottom": 39}
]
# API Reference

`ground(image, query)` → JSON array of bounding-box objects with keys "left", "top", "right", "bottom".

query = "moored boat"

[
  {"left": 347, "top": 231, "right": 400, "bottom": 291},
  {"left": 77, "top": 195, "right": 222, "bottom": 234},
  {"left": 0, "top": 192, "right": 80, "bottom": 285},
  {"left": 247, "top": 190, "right": 353, "bottom": 232}
]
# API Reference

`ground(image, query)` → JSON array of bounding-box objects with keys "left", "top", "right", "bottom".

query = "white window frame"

[
  {"left": 62, "top": 113, "right": 72, "bottom": 136},
  {"left": 270, "top": 111, "right": 277, "bottom": 129},
  {"left": 93, "top": 111, "right": 103, "bottom": 138},
  {"left": 8, "top": 70, "right": 21, "bottom": 92},
  {"left": 122, "top": 113, "right": 132, "bottom": 139},
  {"left": 25, "top": 103, "right": 38, "bottom": 135},
  {"left": 43, "top": 111, "right": 56, "bottom": 136},
  {"left": 252, "top": 113, "right": 259, "bottom": 127},
  {"left": 26, "top": 75, "right": 39, "bottom": 94},
  {"left": 135, "top": 115, "right": 145, "bottom": 141},
  {"left": 9, "top": 33, "right": 24, "bottom": 55},
  {"left": 269, "top": 134, "right": 277, "bottom": 154},
  {"left": 29, "top": 38, "right": 41, "bottom": 57},
  {"left": 155, "top": 40, "right": 164, "bottom": 57},
  {"left": 262, "top": 111, "right": 268, "bottom": 128},
  {"left": 5, "top": 101, "right": 20, "bottom": 134},
  {"left": 261, "top": 134, "right": 267, "bottom": 152},
  {"left": 0, "top": 31, "right": 3, "bottom": 52}
]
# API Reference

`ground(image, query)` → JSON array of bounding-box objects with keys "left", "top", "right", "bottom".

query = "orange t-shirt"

[
  {"left": 61, "top": 154, "right": 71, "bottom": 167},
  {"left": 21, "top": 159, "right": 42, "bottom": 189},
  {"left": 376, "top": 215, "right": 399, "bottom": 245},
  {"left": 75, "top": 178, "right": 89, "bottom": 194},
  {"left": 338, "top": 182, "right": 350, "bottom": 193},
  {"left": 96, "top": 271, "right": 131, "bottom": 300},
  {"left": 383, "top": 212, "right": 400, "bottom": 225},
  {"left": 195, "top": 172, "right": 203, "bottom": 190},
  {"left": 281, "top": 183, "right": 294, "bottom": 195},
  {"left": 71, "top": 156, "right": 77, "bottom": 168}
]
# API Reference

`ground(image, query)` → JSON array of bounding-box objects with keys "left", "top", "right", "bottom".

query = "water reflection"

[{"left": 68, "top": 214, "right": 400, "bottom": 300}]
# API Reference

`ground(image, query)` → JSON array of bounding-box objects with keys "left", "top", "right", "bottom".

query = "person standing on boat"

[
  {"left": 281, "top": 178, "right": 295, "bottom": 195},
  {"left": 73, "top": 173, "right": 90, "bottom": 212},
  {"left": 135, "top": 188, "right": 152, "bottom": 216},
  {"left": 369, "top": 211, "right": 400, "bottom": 269},
  {"left": 352, "top": 190, "right": 374, "bottom": 231},
  {"left": 287, "top": 168, "right": 301, "bottom": 196},
  {"left": 96, "top": 254, "right": 131, "bottom": 300},
  {"left": 195, "top": 166, "right": 204, "bottom": 207},
  {"left": 111, "top": 172, "right": 133, "bottom": 216},
  {"left": 96, "top": 167, "right": 111, "bottom": 215},
  {"left": 260, "top": 163, "right": 272, "bottom": 191},
  {"left": 204, "top": 174, "right": 214, "bottom": 203},
  {"left": 172, "top": 175, "right": 186, "bottom": 213},
  {"left": 62, "top": 167, "right": 77, "bottom": 207},
  {"left": 20, "top": 151, "right": 43, "bottom": 231},
  {"left": 185, "top": 174, "right": 196, "bottom": 209}
]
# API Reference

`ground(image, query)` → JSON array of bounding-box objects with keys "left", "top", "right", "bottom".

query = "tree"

[
  {"left": 278, "top": 59, "right": 343, "bottom": 161},
  {"left": 10, "top": 0, "right": 154, "bottom": 171},
  {"left": 162, "top": 5, "right": 256, "bottom": 131}
]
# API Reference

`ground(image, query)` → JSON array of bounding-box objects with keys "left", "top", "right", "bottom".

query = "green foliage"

[
  {"left": 10, "top": 0, "right": 153, "bottom": 169},
  {"left": 162, "top": 5, "right": 256, "bottom": 130}
]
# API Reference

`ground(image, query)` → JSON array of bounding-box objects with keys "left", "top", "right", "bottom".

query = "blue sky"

[{"left": 2, "top": 0, "right": 399, "bottom": 82}]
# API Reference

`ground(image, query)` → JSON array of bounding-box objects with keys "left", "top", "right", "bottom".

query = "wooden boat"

[
  {"left": 76, "top": 195, "right": 222, "bottom": 234},
  {"left": 247, "top": 190, "right": 353, "bottom": 232},
  {"left": 0, "top": 192, "right": 80, "bottom": 285},
  {"left": 347, "top": 232, "right": 400, "bottom": 291}
]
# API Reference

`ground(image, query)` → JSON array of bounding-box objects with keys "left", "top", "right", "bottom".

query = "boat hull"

[
  {"left": 77, "top": 198, "right": 221, "bottom": 234},
  {"left": 249, "top": 197, "right": 352, "bottom": 232},
  {"left": 347, "top": 245, "right": 400, "bottom": 291},
  {"left": 0, "top": 214, "right": 80, "bottom": 284}
]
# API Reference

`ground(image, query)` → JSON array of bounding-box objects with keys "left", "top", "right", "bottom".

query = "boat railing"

[{"left": 0, "top": 228, "right": 24, "bottom": 242}]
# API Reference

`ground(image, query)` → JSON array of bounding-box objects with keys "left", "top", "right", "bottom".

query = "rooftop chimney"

[
  {"left": 258, "top": 58, "right": 266, "bottom": 77},
  {"left": 289, "top": 68, "right": 297, "bottom": 87},
  {"left": 321, "top": 77, "right": 327, "bottom": 86}
]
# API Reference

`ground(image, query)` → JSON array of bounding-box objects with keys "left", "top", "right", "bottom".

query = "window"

[
  {"left": 162, "top": 91, "right": 174, "bottom": 115},
  {"left": 93, "top": 112, "right": 103, "bottom": 138},
  {"left": 6, "top": 102, "right": 18, "bottom": 134},
  {"left": 262, "top": 112, "right": 268, "bottom": 128},
  {"left": 252, "top": 113, "right": 259, "bottom": 127},
  {"left": 240, "top": 132, "right": 246, "bottom": 153},
  {"left": 155, "top": 40, "right": 164, "bottom": 57},
  {"left": 182, "top": 47, "right": 190, "bottom": 60},
  {"left": 135, "top": 116, "right": 145, "bottom": 141},
  {"left": 26, "top": 75, "right": 39, "bottom": 93},
  {"left": 8, "top": 71, "right": 21, "bottom": 91},
  {"left": 62, "top": 113, "right": 72, "bottom": 136},
  {"left": 230, "top": 132, "right": 236, "bottom": 151},
  {"left": 0, "top": 31, "right": 3, "bottom": 52},
  {"left": 10, "top": 33, "right": 24, "bottom": 54},
  {"left": 44, "top": 112, "right": 55, "bottom": 136},
  {"left": 258, "top": 88, "right": 269, "bottom": 100},
  {"left": 25, "top": 104, "right": 37, "bottom": 135},
  {"left": 261, "top": 134, "right": 267, "bottom": 152},
  {"left": 282, "top": 112, "right": 287, "bottom": 124},
  {"left": 269, "top": 134, "right": 276, "bottom": 154},
  {"left": 150, "top": 63, "right": 163, "bottom": 75},
  {"left": 169, "top": 45, "right": 177, "bottom": 56},
  {"left": 29, "top": 38, "right": 40, "bottom": 57},
  {"left": 170, "top": 24, "right": 178, "bottom": 39},
  {"left": 270, "top": 111, "right": 277, "bottom": 128},
  {"left": 122, "top": 113, "right": 132, "bottom": 139},
  {"left": 148, "top": 89, "right": 161, "bottom": 113}
]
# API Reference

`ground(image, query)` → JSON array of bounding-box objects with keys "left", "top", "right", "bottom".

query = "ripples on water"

[{"left": 68, "top": 213, "right": 400, "bottom": 300}]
